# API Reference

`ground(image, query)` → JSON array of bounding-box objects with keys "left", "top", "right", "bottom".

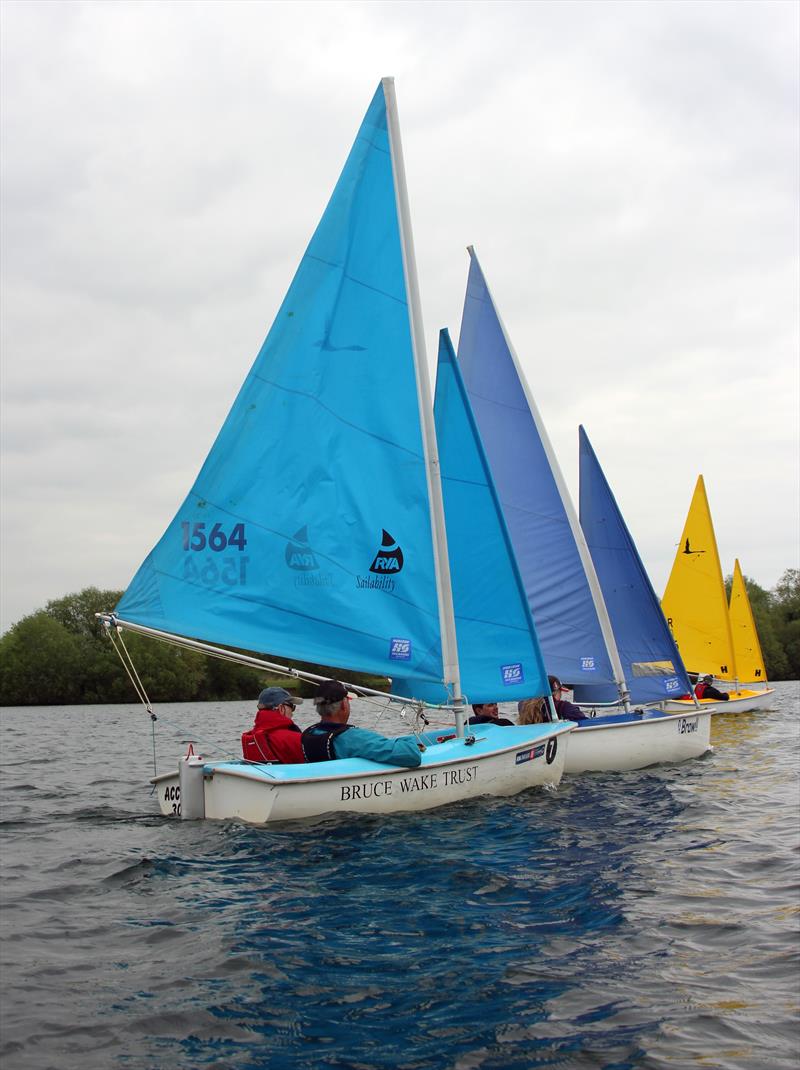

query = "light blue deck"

[{"left": 204, "top": 722, "right": 572, "bottom": 782}]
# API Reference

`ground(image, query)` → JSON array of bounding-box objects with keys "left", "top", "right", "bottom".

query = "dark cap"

[
  {"left": 701, "top": 674, "right": 713, "bottom": 683},
  {"left": 548, "top": 675, "right": 563, "bottom": 693},
  {"left": 313, "top": 679, "right": 349, "bottom": 705},
  {"left": 258, "top": 687, "right": 303, "bottom": 709}
]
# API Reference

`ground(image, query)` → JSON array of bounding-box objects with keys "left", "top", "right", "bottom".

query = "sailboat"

[
  {"left": 660, "top": 477, "right": 774, "bottom": 713},
  {"left": 99, "top": 80, "right": 572, "bottom": 824},
  {"left": 729, "top": 560, "right": 770, "bottom": 687},
  {"left": 455, "top": 247, "right": 713, "bottom": 773},
  {"left": 577, "top": 426, "right": 697, "bottom": 705}
]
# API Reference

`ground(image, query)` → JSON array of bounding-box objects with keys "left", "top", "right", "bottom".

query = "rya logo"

[
  {"left": 370, "top": 530, "right": 404, "bottom": 574},
  {"left": 285, "top": 526, "right": 319, "bottom": 571}
]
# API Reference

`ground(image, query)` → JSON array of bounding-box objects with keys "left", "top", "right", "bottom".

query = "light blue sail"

[
  {"left": 116, "top": 84, "right": 445, "bottom": 686},
  {"left": 574, "top": 426, "right": 692, "bottom": 704},
  {"left": 456, "top": 250, "right": 617, "bottom": 687},
  {"left": 393, "top": 330, "right": 550, "bottom": 705}
]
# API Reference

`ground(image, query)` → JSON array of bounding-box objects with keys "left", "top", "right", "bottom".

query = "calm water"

[{"left": 1, "top": 684, "right": 798, "bottom": 1070}]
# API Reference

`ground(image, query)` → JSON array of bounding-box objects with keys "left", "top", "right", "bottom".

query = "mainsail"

[
  {"left": 115, "top": 82, "right": 454, "bottom": 692},
  {"left": 661, "top": 475, "right": 736, "bottom": 680},
  {"left": 395, "top": 329, "right": 550, "bottom": 705},
  {"left": 576, "top": 426, "right": 692, "bottom": 704},
  {"left": 456, "top": 248, "right": 624, "bottom": 694},
  {"left": 729, "top": 560, "right": 768, "bottom": 686}
]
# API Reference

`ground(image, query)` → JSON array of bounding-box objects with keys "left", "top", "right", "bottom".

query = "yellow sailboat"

[
  {"left": 729, "top": 559, "right": 769, "bottom": 687},
  {"left": 660, "top": 476, "right": 774, "bottom": 712}
]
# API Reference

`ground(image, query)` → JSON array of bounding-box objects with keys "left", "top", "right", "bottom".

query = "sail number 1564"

[{"left": 181, "top": 522, "right": 247, "bottom": 552}]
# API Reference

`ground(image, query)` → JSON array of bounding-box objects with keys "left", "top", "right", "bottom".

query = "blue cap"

[{"left": 258, "top": 687, "right": 303, "bottom": 709}]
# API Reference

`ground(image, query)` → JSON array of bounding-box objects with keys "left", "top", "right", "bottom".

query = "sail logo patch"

[
  {"left": 285, "top": 526, "right": 334, "bottom": 587},
  {"left": 370, "top": 530, "right": 404, "bottom": 574},
  {"left": 664, "top": 677, "right": 681, "bottom": 694},
  {"left": 285, "top": 526, "right": 319, "bottom": 571},
  {"left": 390, "top": 638, "right": 411, "bottom": 661},
  {"left": 580, "top": 657, "right": 596, "bottom": 672},
  {"left": 501, "top": 663, "right": 524, "bottom": 686},
  {"left": 515, "top": 744, "right": 545, "bottom": 765},
  {"left": 357, "top": 530, "right": 402, "bottom": 591}
]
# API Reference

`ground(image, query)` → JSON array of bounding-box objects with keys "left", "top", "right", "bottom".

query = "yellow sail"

[
  {"left": 661, "top": 475, "right": 737, "bottom": 680},
  {"left": 729, "top": 560, "right": 768, "bottom": 685}
]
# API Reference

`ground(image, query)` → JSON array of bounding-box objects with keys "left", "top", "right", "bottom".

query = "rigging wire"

[{"left": 101, "top": 615, "right": 464, "bottom": 769}]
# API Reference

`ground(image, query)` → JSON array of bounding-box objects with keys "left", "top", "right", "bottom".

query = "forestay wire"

[
  {"left": 99, "top": 614, "right": 461, "bottom": 769},
  {"left": 103, "top": 623, "right": 159, "bottom": 776}
]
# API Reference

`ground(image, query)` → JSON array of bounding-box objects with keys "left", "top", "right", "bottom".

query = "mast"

[
  {"left": 383, "top": 78, "right": 464, "bottom": 727},
  {"left": 466, "top": 246, "right": 631, "bottom": 710}
]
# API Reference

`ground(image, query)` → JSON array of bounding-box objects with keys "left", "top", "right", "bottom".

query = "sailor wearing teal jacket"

[{"left": 301, "top": 680, "right": 422, "bottom": 768}]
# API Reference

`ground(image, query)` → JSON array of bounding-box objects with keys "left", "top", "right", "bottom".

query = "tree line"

[
  {"left": 0, "top": 571, "right": 797, "bottom": 707},
  {"left": 0, "top": 588, "right": 388, "bottom": 707}
]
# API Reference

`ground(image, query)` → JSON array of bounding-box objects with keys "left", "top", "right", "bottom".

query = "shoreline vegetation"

[{"left": 1, "top": 572, "right": 797, "bottom": 707}]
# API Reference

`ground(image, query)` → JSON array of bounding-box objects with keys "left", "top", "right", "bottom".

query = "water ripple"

[{"left": 0, "top": 689, "right": 798, "bottom": 1069}]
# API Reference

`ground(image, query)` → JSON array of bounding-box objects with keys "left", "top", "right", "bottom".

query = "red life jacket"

[
  {"left": 242, "top": 708, "right": 305, "bottom": 764},
  {"left": 694, "top": 682, "right": 708, "bottom": 699}
]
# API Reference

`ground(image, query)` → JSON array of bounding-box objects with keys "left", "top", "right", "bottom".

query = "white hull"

[
  {"left": 659, "top": 688, "right": 775, "bottom": 714},
  {"left": 153, "top": 723, "right": 574, "bottom": 825},
  {"left": 564, "top": 710, "right": 713, "bottom": 774}
]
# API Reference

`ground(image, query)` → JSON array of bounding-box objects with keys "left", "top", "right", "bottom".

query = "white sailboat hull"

[
  {"left": 153, "top": 723, "right": 574, "bottom": 824},
  {"left": 659, "top": 688, "right": 775, "bottom": 714},
  {"left": 563, "top": 710, "right": 713, "bottom": 774}
]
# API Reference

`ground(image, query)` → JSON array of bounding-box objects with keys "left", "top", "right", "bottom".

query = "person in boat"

[
  {"left": 548, "top": 675, "right": 586, "bottom": 721},
  {"left": 468, "top": 701, "right": 514, "bottom": 726},
  {"left": 695, "top": 674, "right": 730, "bottom": 701},
  {"left": 241, "top": 686, "right": 306, "bottom": 764},
  {"left": 517, "top": 697, "right": 548, "bottom": 724},
  {"left": 301, "top": 679, "right": 423, "bottom": 767}
]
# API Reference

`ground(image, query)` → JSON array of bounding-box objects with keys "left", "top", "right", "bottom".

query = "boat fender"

[
  {"left": 179, "top": 754, "right": 206, "bottom": 820},
  {"left": 301, "top": 722, "right": 351, "bottom": 762}
]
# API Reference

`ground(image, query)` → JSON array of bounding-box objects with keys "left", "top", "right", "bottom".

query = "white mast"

[
  {"left": 383, "top": 78, "right": 464, "bottom": 726},
  {"left": 467, "top": 246, "right": 631, "bottom": 710}
]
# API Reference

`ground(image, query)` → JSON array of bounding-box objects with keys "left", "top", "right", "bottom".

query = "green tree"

[
  {"left": 773, "top": 569, "right": 800, "bottom": 679},
  {"left": 46, "top": 587, "right": 122, "bottom": 640},
  {"left": 0, "top": 612, "right": 85, "bottom": 705}
]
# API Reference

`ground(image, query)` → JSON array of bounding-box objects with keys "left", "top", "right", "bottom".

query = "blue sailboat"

[
  {"left": 577, "top": 426, "right": 693, "bottom": 706},
  {"left": 455, "top": 247, "right": 712, "bottom": 772},
  {"left": 101, "top": 82, "right": 571, "bottom": 823}
]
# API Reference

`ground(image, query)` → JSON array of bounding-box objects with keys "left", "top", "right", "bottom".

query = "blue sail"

[
  {"left": 116, "top": 84, "right": 445, "bottom": 686},
  {"left": 575, "top": 426, "right": 693, "bottom": 704},
  {"left": 394, "top": 330, "right": 550, "bottom": 705},
  {"left": 456, "top": 250, "right": 617, "bottom": 686}
]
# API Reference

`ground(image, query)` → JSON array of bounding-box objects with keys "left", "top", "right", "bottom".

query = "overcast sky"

[{"left": 1, "top": 0, "right": 798, "bottom": 635}]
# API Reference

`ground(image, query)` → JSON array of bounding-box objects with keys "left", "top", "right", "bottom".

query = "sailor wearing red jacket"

[
  {"left": 241, "top": 687, "right": 306, "bottom": 764},
  {"left": 694, "top": 674, "right": 730, "bottom": 701}
]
